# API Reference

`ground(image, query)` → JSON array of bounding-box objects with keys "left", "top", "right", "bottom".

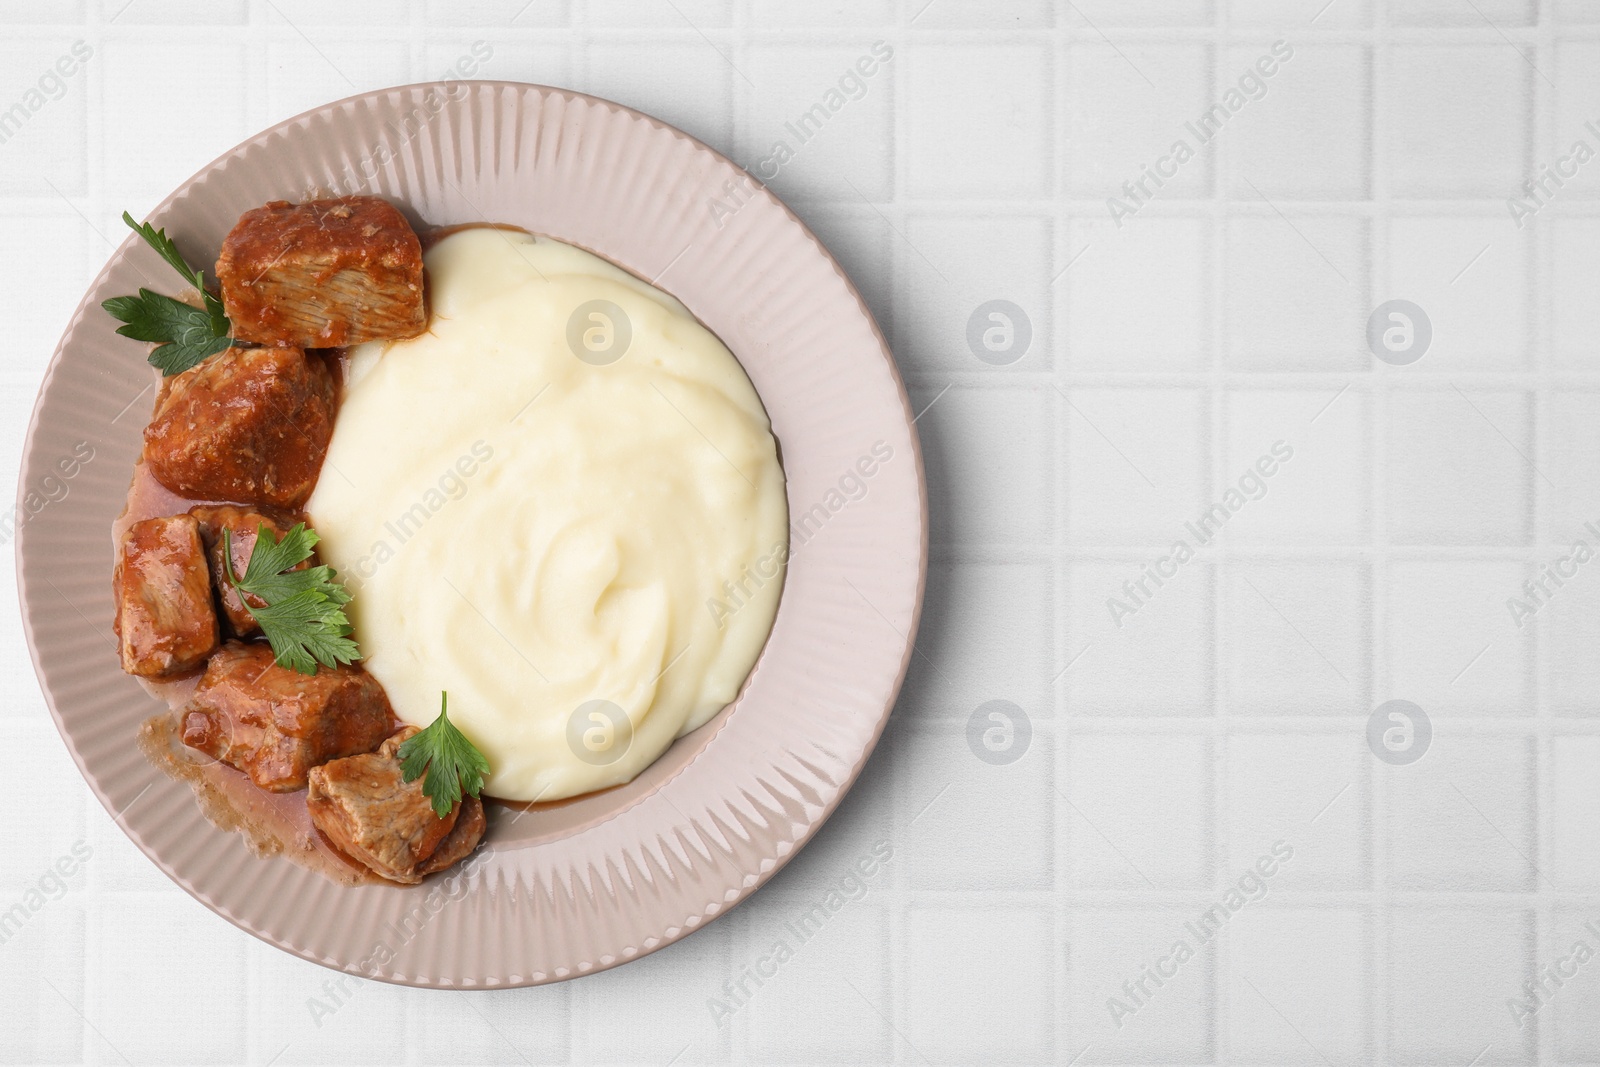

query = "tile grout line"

[
  {"left": 1370, "top": 0, "right": 1393, "bottom": 1062},
  {"left": 1207, "top": 5, "right": 1230, "bottom": 1059},
  {"left": 1532, "top": 2, "right": 1556, "bottom": 1065},
  {"left": 1047, "top": 4, "right": 1070, "bottom": 1060},
  {"left": 1047, "top": 6, "right": 1073, "bottom": 1064},
  {"left": 1201, "top": 7, "right": 1222, "bottom": 701}
]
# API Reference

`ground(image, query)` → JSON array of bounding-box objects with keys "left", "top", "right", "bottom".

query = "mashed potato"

[{"left": 306, "top": 228, "right": 788, "bottom": 802}]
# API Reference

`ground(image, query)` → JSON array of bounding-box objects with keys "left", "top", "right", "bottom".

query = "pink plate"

[{"left": 16, "top": 82, "right": 926, "bottom": 987}]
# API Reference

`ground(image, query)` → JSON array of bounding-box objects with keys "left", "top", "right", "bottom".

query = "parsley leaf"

[
  {"left": 398, "top": 693, "right": 491, "bottom": 818},
  {"left": 121, "top": 213, "right": 206, "bottom": 291},
  {"left": 102, "top": 211, "right": 234, "bottom": 377},
  {"left": 103, "top": 290, "right": 234, "bottom": 374},
  {"left": 222, "top": 523, "right": 361, "bottom": 676}
]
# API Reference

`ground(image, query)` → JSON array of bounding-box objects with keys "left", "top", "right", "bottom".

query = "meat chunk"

[
  {"left": 217, "top": 197, "right": 426, "bottom": 348},
  {"left": 188, "top": 505, "right": 303, "bottom": 638},
  {"left": 307, "top": 727, "right": 487, "bottom": 884},
  {"left": 180, "top": 642, "right": 393, "bottom": 792},
  {"left": 144, "top": 346, "right": 335, "bottom": 509},
  {"left": 113, "top": 515, "right": 219, "bottom": 677}
]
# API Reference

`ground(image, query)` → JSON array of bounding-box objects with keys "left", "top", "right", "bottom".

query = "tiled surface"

[{"left": 3, "top": 1, "right": 1600, "bottom": 1064}]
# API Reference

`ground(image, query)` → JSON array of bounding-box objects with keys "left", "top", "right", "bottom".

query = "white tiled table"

[{"left": 3, "top": 1, "right": 1597, "bottom": 1064}]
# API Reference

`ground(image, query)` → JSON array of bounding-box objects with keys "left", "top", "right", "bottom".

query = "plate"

[{"left": 16, "top": 82, "right": 926, "bottom": 987}]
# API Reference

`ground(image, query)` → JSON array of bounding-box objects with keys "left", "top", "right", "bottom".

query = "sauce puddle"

[{"left": 136, "top": 713, "right": 380, "bottom": 886}]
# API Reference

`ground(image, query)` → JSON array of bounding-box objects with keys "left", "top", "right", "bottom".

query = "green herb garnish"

[
  {"left": 102, "top": 212, "right": 233, "bottom": 376},
  {"left": 398, "top": 693, "right": 491, "bottom": 818},
  {"left": 222, "top": 523, "right": 360, "bottom": 676}
]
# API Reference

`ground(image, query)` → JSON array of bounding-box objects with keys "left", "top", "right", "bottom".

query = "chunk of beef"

[
  {"left": 114, "top": 515, "right": 219, "bottom": 677},
  {"left": 180, "top": 642, "right": 393, "bottom": 792},
  {"left": 217, "top": 197, "right": 426, "bottom": 348},
  {"left": 144, "top": 346, "right": 335, "bottom": 509},
  {"left": 188, "top": 505, "right": 303, "bottom": 638},
  {"left": 307, "top": 726, "right": 486, "bottom": 884}
]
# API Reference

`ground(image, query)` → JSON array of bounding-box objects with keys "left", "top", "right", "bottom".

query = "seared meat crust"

[
  {"left": 180, "top": 642, "right": 392, "bottom": 792},
  {"left": 218, "top": 197, "right": 426, "bottom": 348},
  {"left": 144, "top": 346, "right": 335, "bottom": 509},
  {"left": 307, "top": 727, "right": 487, "bottom": 884},
  {"left": 114, "top": 514, "right": 219, "bottom": 677}
]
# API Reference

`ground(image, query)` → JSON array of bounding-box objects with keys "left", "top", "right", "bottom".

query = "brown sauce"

[
  {"left": 117, "top": 457, "right": 386, "bottom": 886},
  {"left": 136, "top": 713, "right": 380, "bottom": 886}
]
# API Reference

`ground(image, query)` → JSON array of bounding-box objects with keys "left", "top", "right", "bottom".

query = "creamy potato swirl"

[{"left": 307, "top": 228, "right": 788, "bottom": 802}]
